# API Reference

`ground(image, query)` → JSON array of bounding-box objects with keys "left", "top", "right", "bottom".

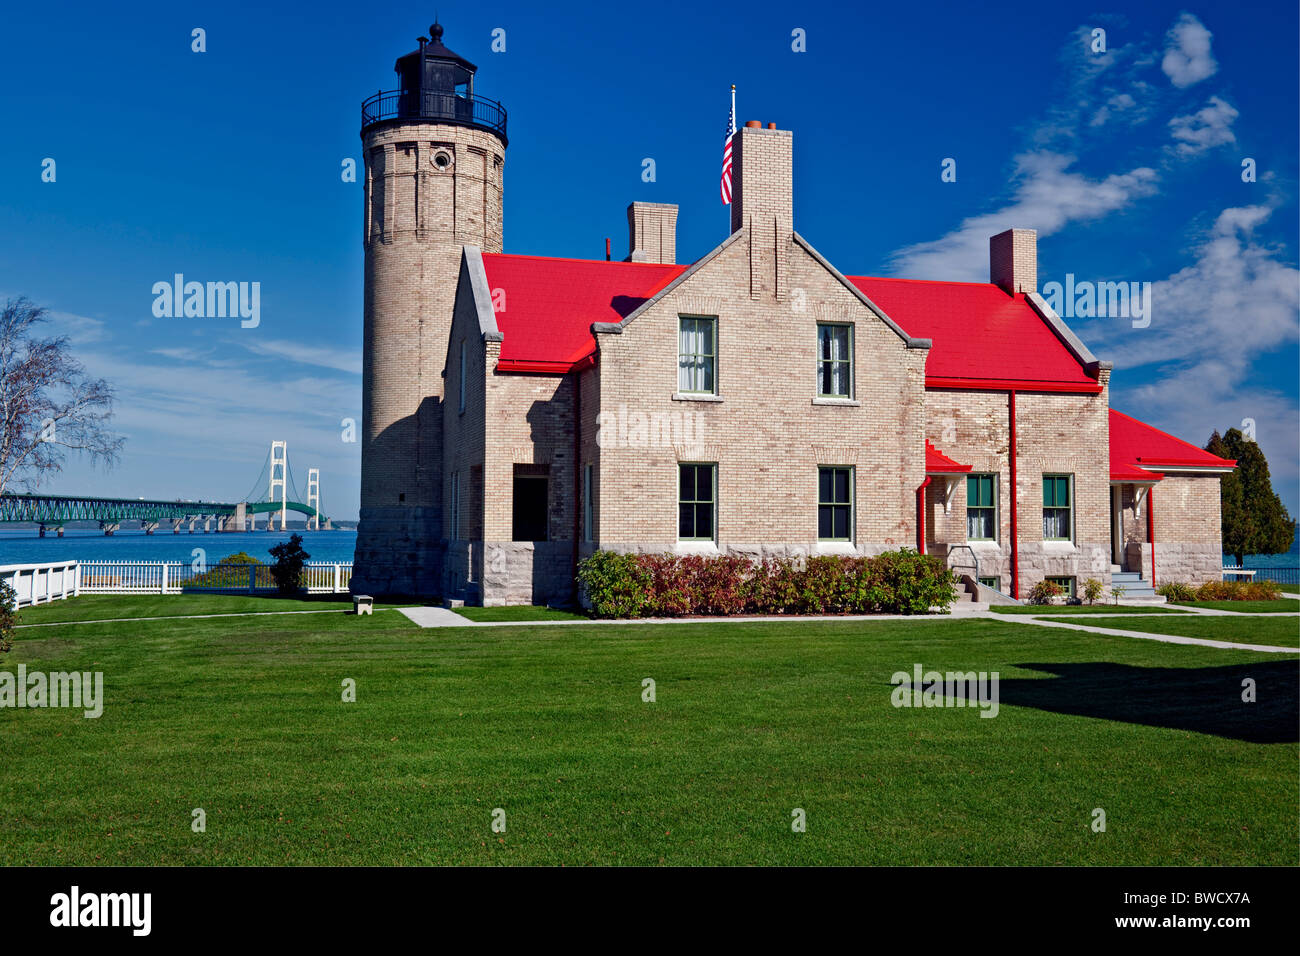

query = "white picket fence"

[
  {"left": 3, "top": 560, "right": 353, "bottom": 607},
  {"left": 0, "top": 560, "right": 80, "bottom": 608}
]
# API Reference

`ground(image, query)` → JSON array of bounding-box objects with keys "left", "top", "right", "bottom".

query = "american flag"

[{"left": 720, "top": 94, "right": 735, "bottom": 205}]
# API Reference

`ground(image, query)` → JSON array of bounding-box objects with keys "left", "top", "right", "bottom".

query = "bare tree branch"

[{"left": 0, "top": 297, "right": 125, "bottom": 497}]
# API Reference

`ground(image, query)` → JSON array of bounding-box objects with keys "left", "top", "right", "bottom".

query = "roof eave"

[{"left": 1025, "top": 291, "right": 1110, "bottom": 380}]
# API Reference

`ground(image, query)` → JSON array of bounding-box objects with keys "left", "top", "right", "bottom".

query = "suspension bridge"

[{"left": 0, "top": 441, "right": 332, "bottom": 535}]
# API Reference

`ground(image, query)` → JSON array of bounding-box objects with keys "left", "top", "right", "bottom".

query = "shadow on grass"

[{"left": 997, "top": 661, "right": 1300, "bottom": 743}]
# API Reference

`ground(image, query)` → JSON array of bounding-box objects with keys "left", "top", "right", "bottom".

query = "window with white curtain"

[
  {"left": 678, "top": 316, "right": 716, "bottom": 393},
  {"left": 1043, "top": 475, "right": 1073, "bottom": 541},
  {"left": 967, "top": 474, "right": 996, "bottom": 540},
  {"left": 817, "top": 324, "right": 852, "bottom": 397}
]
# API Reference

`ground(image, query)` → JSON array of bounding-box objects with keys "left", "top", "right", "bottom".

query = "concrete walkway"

[{"left": 398, "top": 606, "right": 483, "bottom": 627}]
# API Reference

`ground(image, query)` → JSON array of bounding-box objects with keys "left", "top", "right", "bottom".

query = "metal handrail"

[
  {"left": 361, "top": 89, "right": 508, "bottom": 142},
  {"left": 946, "top": 544, "right": 980, "bottom": 581}
]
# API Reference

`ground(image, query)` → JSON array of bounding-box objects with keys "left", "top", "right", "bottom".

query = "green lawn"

[
  {"left": 990, "top": 604, "right": 1185, "bottom": 615},
  {"left": 452, "top": 605, "right": 586, "bottom": 623},
  {"left": 1037, "top": 614, "right": 1299, "bottom": 649},
  {"left": 17, "top": 593, "right": 367, "bottom": 624},
  {"left": 2, "top": 596, "right": 1296, "bottom": 865},
  {"left": 1278, "top": 583, "right": 1299, "bottom": 595},
  {"left": 1173, "top": 599, "right": 1300, "bottom": 614}
]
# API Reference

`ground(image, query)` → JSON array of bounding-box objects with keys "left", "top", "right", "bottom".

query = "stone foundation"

[
  {"left": 351, "top": 506, "right": 444, "bottom": 596},
  {"left": 444, "top": 540, "right": 577, "bottom": 607},
  {"left": 1141, "top": 541, "right": 1222, "bottom": 587}
]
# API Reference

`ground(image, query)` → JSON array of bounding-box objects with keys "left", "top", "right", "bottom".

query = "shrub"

[
  {"left": 576, "top": 550, "right": 653, "bottom": 618},
  {"left": 219, "top": 551, "right": 263, "bottom": 566},
  {"left": 268, "top": 533, "right": 311, "bottom": 596},
  {"left": 1110, "top": 584, "right": 1126, "bottom": 604},
  {"left": 577, "top": 550, "right": 954, "bottom": 618},
  {"left": 0, "top": 580, "right": 17, "bottom": 653},
  {"left": 871, "top": 549, "right": 955, "bottom": 615},
  {"left": 1194, "top": 579, "right": 1282, "bottom": 602},
  {"left": 1243, "top": 580, "right": 1281, "bottom": 601},
  {"left": 747, "top": 558, "right": 803, "bottom": 614},
  {"left": 1082, "top": 578, "right": 1105, "bottom": 605},
  {"left": 1028, "top": 579, "right": 1063, "bottom": 605},
  {"left": 693, "top": 555, "right": 750, "bottom": 615},
  {"left": 1156, "top": 581, "right": 1196, "bottom": 602}
]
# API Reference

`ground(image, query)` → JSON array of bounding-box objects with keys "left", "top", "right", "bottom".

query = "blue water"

[
  {"left": 0, "top": 529, "right": 357, "bottom": 565},
  {"left": 1223, "top": 529, "right": 1299, "bottom": 568}
]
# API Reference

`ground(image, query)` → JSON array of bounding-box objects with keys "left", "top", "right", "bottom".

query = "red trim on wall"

[
  {"left": 927, "top": 376, "right": 1103, "bottom": 395},
  {"left": 916, "top": 476, "right": 932, "bottom": 554},
  {"left": 497, "top": 352, "right": 599, "bottom": 375}
]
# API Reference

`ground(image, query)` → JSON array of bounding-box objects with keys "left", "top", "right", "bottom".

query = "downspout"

[
  {"left": 1148, "top": 487, "right": 1155, "bottom": 587},
  {"left": 1009, "top": 389, "right": 1019, "bottom": 600},
  {"left": 916, "top": 476, "right": 932, "bottom": 554}
]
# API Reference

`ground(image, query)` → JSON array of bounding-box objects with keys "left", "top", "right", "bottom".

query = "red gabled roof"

[
  {"left": 1108, "top": 409, "right": 1236, "bottom": 482},
  {"left": 480, "top": 253, "right": 685, "bottom": 372},
  {"left": 925, "top": 439, "right": 972, "bottom": 474},
  {"left": 846, "top": 276, "right": 1100, "bottom": 392}
]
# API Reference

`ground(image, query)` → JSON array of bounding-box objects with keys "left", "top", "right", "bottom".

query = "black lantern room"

[{"left": 361, "top": 21, "right": 507, "bottom": 143}]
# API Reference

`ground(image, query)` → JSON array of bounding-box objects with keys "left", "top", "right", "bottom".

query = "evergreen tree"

[{"left": 1206, "top": 429, "right": 1296, "bottom": 564}]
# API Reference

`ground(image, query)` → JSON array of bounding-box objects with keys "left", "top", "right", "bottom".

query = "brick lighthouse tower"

[{"left": 352, "top": 21, "right": 507, "bottom": 595}]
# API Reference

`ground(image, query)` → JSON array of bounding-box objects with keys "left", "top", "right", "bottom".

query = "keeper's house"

[{"left": 351, "top": 23, "right": 1235, "bottom": 605}]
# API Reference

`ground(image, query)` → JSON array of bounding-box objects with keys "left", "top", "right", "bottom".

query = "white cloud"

[
  {"left": 1168, "top": 95, "right": 1238, "bottom": 155},
  {"left": 1085, "top": 205, "right": 1300, "bottom": 500},
  {"left": 1161, "top": 13, "right": 1218, "bottom": 88},
  {"left": 238, "top": 338, "right": 362, "bottom": 375},
  {"left": 1090, "top": 92, "right": 1139, "bottom": 127},
  {"left": 888, "top": 153, "right": 1158, "bottom": 280}
]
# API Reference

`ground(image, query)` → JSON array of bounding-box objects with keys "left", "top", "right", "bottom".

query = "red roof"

[
  {"left": 846, "top": 277, "right": 1100, "bottom": 392},
  {"left": 480, "top": 253, "right": 685, "bottom": 372},
  {"left": 1109, "top": 409, "right": 1236, "bottom": 481},
  {"left": 925, "top": 440, "right": 972, "bottom": 474}
]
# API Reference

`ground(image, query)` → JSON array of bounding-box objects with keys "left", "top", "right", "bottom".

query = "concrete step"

[{"left": 953, "top": 590, "right": 973, "bottom": 602}]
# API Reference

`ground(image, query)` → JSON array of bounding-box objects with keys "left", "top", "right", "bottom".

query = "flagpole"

[{"left": 727, "top": 84, "right": 736, "bottom": 226}]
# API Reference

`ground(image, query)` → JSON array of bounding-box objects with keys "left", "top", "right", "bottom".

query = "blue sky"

[{"left": 1, "top": 0, "right": 1296, "bottom": 520}]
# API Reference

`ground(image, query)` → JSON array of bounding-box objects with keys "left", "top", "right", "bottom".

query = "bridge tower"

[
  {"left": 307, "top": 468, "right": 321, "bottom": 531},
  {"left": 353, "top": 19, "right": 507, "bottom": 596},
  {"left": 269, "top": 440, "right": 288, "bottom": 532}
]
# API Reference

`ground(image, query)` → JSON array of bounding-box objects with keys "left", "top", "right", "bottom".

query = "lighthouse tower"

[{"left": 352, "top": 21, "right": 507, "bottom": 594}]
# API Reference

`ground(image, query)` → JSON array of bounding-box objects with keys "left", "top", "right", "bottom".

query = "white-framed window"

[{"left": 678, "top": 316, "right": 717, "bottom": 394}]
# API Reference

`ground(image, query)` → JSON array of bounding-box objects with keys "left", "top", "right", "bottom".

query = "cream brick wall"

[
  {"left": 923, "top": 372, "right": 1111, "bottom": 598},
  {"left": 592, "top": 229, "right": 928, "bottom": 556},
  {"left": 354, "top": 119, "right": 505, "bottom": 595}
]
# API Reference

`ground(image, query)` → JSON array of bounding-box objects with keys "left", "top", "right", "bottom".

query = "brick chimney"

[
  {"left": 626, "top": 202, "right": 677, "bottom": 264},
  {"left": 990, "top": 228, "right": 1037, "bottom": 295},
  {"left": 729, "top": 122, "right": 793, "bottom": 298}
]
